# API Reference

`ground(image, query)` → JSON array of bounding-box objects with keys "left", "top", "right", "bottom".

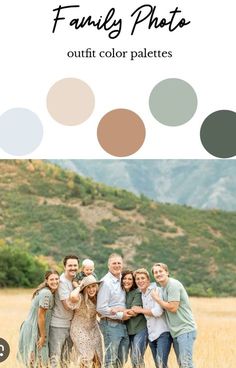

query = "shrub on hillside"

[
  {"left": 114, "top": 198, "right": 136, "bottom": 210},
  {"left": 0, "top": 244, "right": 46, "bottom": 288}
]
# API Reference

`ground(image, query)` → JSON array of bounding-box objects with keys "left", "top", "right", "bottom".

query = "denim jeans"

[
  {"left": 149, "top": 331, "right": 172, "bottom": 368},
  {"left": 49, "top": 326, "right": 73, "bottom": 368},
  {"left": 173, "top": 330, "right": 196, "bottom": 368},
  {"left": 99, "top": 319, "right": 129, "bottom": 368},
  {"left": 129, "top": 327, "right": 148, "bottom": 368}
]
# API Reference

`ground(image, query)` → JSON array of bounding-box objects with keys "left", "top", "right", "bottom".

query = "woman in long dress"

[
  {"left": 68, "top": 275, "right": 103, "bottom": 368},
  {"left": 18, "top": 270, "right": 60, "bottom": 367}
]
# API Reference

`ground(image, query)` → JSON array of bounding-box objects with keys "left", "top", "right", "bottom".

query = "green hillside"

[{"left": 0, "top": 160, "right": 235, "bottom": 296}]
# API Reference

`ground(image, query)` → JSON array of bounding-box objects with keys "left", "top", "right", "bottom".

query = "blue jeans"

[
  {"left": 129, "top": 327, "right": 148, "bottom": 368},
  {"left": 149, "top": 331, "right": 172, "bottom": 368},
  {"left": 99, "top": 319, "right": 129, "bottom": 368},
  {"left": 173, "top": 330, "right": 196, "bottom": 368}
]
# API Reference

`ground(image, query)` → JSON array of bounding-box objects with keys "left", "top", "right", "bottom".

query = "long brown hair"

[{"left": 32, "top": 270, "right": 59, "bottom": 299}]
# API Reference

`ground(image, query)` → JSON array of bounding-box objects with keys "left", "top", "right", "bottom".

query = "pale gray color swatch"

[{"left": 0, "top": 108, "right": 43, "bottom": 156}]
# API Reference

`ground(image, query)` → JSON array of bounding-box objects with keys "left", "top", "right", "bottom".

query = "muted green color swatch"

[{"left": 149, "top": 78, "right": 198, "bottom": 126}]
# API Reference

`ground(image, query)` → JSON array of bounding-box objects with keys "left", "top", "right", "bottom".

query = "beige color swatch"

[
  {"left": 97, "top": 109, "right": 145, "bottom": 157},
  {"left": 47, "top": 78, "right": 95, "bottom": 125}
]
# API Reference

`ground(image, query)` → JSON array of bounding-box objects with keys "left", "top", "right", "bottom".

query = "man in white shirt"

[
  {"left": 49, "top": 255, "right": 79, "bottom": 368},
  {"left": 97, "top": 253, "right": 130, "bottom": 368},
  {"left": 132, "top": 268, "right": 172, "bottom": 368}
]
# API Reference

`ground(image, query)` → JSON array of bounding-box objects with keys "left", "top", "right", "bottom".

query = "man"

[
  {"left": 132, "top": 268, "right": 172, "bottom": 368},
  {"left": 49, "top": 255, "right": 79, "bottom": 368},
  {"left": 151, "top": 263, "right": 197, "bottom": 368},
  {"left": 97, "top": 253, "right": 130, "bottom": 368}
]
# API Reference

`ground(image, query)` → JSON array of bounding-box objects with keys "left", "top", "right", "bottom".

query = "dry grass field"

[{"left": 0, "top": 289, "right": 236, "bottom": 367}]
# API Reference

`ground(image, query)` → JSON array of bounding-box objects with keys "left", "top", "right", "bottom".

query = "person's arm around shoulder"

[
  {"left": 131, "top": 288, "right": 164, "bottom": 317},
  {"left": 151, "top": 287, "right": 179, "bottom": 313}
]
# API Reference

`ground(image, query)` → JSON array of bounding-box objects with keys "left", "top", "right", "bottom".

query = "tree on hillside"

[{"left": 0, "top": 243, "right": 46, "bottom": 287}]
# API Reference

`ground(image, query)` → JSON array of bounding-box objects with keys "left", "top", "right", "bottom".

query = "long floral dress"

[
  {"left": 70, "top": 295, "right": 103, "bottom": 367},
  {"left": 18, "top": 288, "right": 54, "bottom": 367}
]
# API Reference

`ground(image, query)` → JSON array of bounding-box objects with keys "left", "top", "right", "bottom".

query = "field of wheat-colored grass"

[{"left": 0, "top": 290, "right": 236, "bottom": 367}]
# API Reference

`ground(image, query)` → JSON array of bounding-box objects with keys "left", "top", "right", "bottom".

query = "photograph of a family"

[{"left": 0, "top": 159, "right": 235, "bottom": 368}]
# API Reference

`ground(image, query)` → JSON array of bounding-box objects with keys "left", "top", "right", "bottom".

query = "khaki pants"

[{"left": 49, "top": 326, "right": 73, "bottom": 368}]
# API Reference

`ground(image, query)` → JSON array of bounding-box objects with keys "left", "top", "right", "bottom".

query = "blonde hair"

[
  {"left": 82, "top": 259, "right": 94, "bottom": 268},
  {"left": 133, "top": 268, "right": 150, "bottom": 280},
  {"left": 82, "top": 283, "right": 99, "bottom": 307},
  {"left": 152, "top": 263, "right": 169, "bottom": 275}
]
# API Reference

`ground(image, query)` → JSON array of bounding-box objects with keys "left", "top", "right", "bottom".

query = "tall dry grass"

[{"left": 0, "top": 290, "right": 236, "bottom": 367}]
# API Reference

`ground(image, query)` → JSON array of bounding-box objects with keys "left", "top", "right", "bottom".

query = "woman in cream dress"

[{"left": 69, "top": 275, "right": 103, "bottom": 368}]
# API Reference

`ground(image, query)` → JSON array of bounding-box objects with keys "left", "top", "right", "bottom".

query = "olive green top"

[{"left": 125, "top": 288, "right": 147, "bottom": 335}]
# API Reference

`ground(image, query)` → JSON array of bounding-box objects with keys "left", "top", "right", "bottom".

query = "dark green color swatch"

[{"left": 200, "top": 110, "right": 236, "bottom": 158}]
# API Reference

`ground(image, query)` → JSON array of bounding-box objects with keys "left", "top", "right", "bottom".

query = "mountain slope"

[
  {"left": 51, "top": 160, "right": 236, "bottom": 211},
  {"left": 0, "top": 160, "right": 236, "bottom": 296}
]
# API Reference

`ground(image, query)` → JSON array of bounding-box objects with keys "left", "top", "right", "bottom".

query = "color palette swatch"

[
  {"left": 149, "top": 79, "right": 198, "bottom": 126},
  {"left": 97, "top": 109, "right": 145, "bottom": 157},
  {"left": 47, "top": 78, "right": 95, "bottom": 126},
  {"left": 0, "top": 77, "right": 235, "bottom": 157},
  {"left": 1, "top": 1, "right": 235, "bottom": 158},
  {"left": 200, "top": 110, "right": 236, "bottom": 158},
  {"left": 0, "top": 108, "right": 43, "bottom": 156}
]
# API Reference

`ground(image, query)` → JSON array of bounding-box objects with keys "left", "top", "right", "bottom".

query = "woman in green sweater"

[{"left": 121, "top": 270, "right": 148, "bottom": 368}]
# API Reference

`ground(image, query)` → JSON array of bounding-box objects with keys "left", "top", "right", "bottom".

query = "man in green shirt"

[{"left": 151, "top": 263, "right": 196, "bottom": 368}]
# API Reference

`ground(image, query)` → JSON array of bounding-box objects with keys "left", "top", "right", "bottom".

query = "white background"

[{"left": 0, "top": 0, "right": 235, "bottom": 158}]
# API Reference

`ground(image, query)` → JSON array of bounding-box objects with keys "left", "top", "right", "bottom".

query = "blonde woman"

[{"left": 68, "top": 275, "right": 103, "bottom": 368}]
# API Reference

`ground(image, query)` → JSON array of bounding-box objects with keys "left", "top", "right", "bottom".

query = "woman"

[
  {"left": 18, "top": 270, "right": 60, "bottom": 367},
  {"left": 68, "top": 274, "right": 103, "bottom": 368},
  {"left": 121, "top": 270, "right": 148, "bottom": 368}
]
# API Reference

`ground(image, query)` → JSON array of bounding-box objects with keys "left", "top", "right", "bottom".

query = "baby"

[{"left": 73, "top": 258, "right": 97, "bottom": 287}]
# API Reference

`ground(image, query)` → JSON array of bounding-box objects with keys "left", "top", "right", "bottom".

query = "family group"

[{"left": 17, "top": 253, "right": 197, "bottom": 368}]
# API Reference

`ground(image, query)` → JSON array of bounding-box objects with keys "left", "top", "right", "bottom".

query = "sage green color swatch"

[
  {"left": 149, "top": 78, "right": 198, "bottom": 126},
  {"left": 200, "top": 110, "right": 236, "bottom": 158}
]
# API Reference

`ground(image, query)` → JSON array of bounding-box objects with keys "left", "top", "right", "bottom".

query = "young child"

[{"left": 73, "top": 259, "right": 97, "bottom": 287}]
